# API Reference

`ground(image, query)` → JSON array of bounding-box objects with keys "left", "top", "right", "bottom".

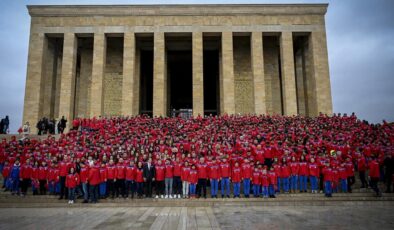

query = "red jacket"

[
  {"left": 2, "top": 165, "right": 11, "bottom": 178},
  {"left": 280, "top": 165, "right": 291, "bottom": 178},
  {"left": 135, "top": 168, "right": 144, "bottom": 183},
  {"left": 126, "top": 166, "right": 136, "bottom": 181},
  {"left": 66, "top": 173, "right": 80, "bottom": 188},
  {"left": 338, "top": 167, "right": 347, "bottom": 180},
  {"left": 323, "top": 167, "right": 333, "bottom": 182},
  {"left": 241, "top": 163, "right": 252, "bottom": 179},
  {"left": 197, "top": 163, "right": 208, "bottom": 179},
  {"left": 79, "top": 166, "right": 89, "bottom": 183},
  {"left": 268, "top": 171, "right": 277, "bottom": 185},
  {"left": 208, "top": 164, "right": 220, "bottom": 179},
  {"left": 345, "top": 162, "right": 354, "bottom": 177},
  {"left": 308, "top": 163, "right": 319, "bottom": 177},
  {"left": 59, "top": 161, "right": 72, "bottom": 177},
  {"left": 173, "top": 162, "right": 181, "bottom": 177},
  {"left": 106, "top": 165, "right": 117, "bottom": 180},
  {"left": 261, "top": 174, "right": 269, "bottom": 187},
  {"left": 38, "top": 166, "right": 48, "bottom": 180},
  {"left": 165, "top": 164, "right": 174, "bottom": 178},
  {"left": 116, "top": 164, "right": 126, "bottom": 179},
  {"left": 369, "top": 160, "right": 380, "bottom": 178},
  {"left": 299, "top": 162, "right": 308, "bottom": 176},
  {"left": 99, "top": 167, "right": 107, "bottom": 182},
  {"left": 252, "top": 171, "right": 261, "bottom": 185},
  {"left": 232, "top": 166, "right": 242, "bottom": 183},
  {"left": 20, "top": 164, "right": 32, "bottom": 179},
  {"left": 290, "top": 162, "right": 299, "bottom": 175},
  {"left": 357, "top": 157, "right": 367, "bottom": 171},
  {"left": 88, "top": 165, "right": 101, "bottom": 186},
  {"left": 181, "top": 166, "right": 190, "bottom": 181},
  {"left": 189, "top": 169, "right": 198, "bottom": 184},
  {"left": 155, "top": 165, "right": 165, "bottom": 181},
  {"left": 220, "top": 162, "right": 231, "bottom": 178}
]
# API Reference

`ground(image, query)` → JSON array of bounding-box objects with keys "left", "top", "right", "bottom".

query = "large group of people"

[{"left": 1, "top": 113, "right": 393, "bottom": 204}]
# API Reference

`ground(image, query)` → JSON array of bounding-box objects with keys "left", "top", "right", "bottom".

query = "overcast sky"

[{"left": 0, "top": 0, "right": 393, "bottom": 132}]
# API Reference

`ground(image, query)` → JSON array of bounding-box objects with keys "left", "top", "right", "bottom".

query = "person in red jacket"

[
  {"left": 106, "top": 159, "right": 117, "bottom": 199},
  {"left": 299, "top": 156, "right": 308, "bottom": 193},
  {"left": 281, "top": 158, "right": 291, "bottom": 193},
  {"left": 88, "top": 160, "right": 101, "bottom": 203},
  {"left": 241, "top": 159, "right": 252, "bottom": 198},
  {"left": 289, "top": 156, "right": 299, "bottom": 193},
  {"left": 172, "top": 158, "right": 182, "bottom": 198},
  {"left": 38, "top": 161, "right": 48, "bottom": 195},
  {"left": 164, "top": 159, "right": 174, "bottom": 198},
  {"left": 220, "top": 158, "right": 231, "bottom": 198},
  {"left": 181, "top": 161, "right": 191, "bottom": 198},
  {"left": 155, "top": 160, "right": 165, "bottom": 198},
  {"left": 135, "top": 161, "right": 145, "bottom": 198},
  {"left": 356, "top": 152, "right": 368, "bottom": 188},
  {"left": 79, "top": 163, "right": 89, "bottom": 202},
  {"left": 345, "top": 158, "right": 355, "bottom": 193},
  {"left": 368, "top": 156, "right": 382, "bottom": 197},
  {"left": 66, "top": 167, "right": 80, "bottom": 204},
  {"left": 19, "top": 159, "right": 32, "bottom": 196},
  {"left": 308, "top": 158, "right": 319, "bottom": 193},
  {"left": 99, "top": 163, "right": 107, "bottom": 199},
  {"left": 268, "top": 167, "right": 277, "bottom": 198},
  {"left": 323, "top": 164, "right": 333, "bottom": 197},
  {"left": 261, "top": 167, "right": 269, "bottom": 198},
  {"left": 338, "top": 164, "right": 348, "bottom": 193},
  {"left": 125, "top": 161, "right": 136, "bottom": 199},
  {"left": 232, "top": 161, "right": 241, "bottom": 198},
  {"left": 208, "top": 158, "right": 220, "bottom": 198},
  {"left": 188, "top": 164, "right": 198, "bottom": 198},
  {"left": 59, "top": 155, "right": 72, "bottom": 200},
  {"left": 196, "top": 157, "right": 208, "bottom": 198},
  {"left": 115, "top": 158, "right": 126, "bottom": 198},
  {"left": 251, "top": 167, "right": 261, "bottom": 197}
]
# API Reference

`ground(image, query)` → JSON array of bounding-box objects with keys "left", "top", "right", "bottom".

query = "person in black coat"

[{"left": 143, "top": 158, "right": 155, "bottom": 198}]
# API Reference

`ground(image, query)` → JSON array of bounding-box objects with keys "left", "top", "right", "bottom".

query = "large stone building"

[{"left": 23, "top": 4, "right": 332, "bottom": 127}]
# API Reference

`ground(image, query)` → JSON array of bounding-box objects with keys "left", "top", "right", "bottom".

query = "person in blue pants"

[{"left": 9, "top": 159, "right": 21, "bottom": 195}]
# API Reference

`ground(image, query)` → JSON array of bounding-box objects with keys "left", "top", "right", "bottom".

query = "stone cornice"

[{"left": 27, "top": 4, "right": 328, "bottom": 17}]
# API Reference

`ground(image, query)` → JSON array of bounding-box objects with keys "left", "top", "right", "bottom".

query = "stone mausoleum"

[{"left": 23, "top": 4, "right": 333, "bottom": 126}]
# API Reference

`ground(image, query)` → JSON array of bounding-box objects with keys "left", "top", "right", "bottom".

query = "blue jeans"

[
  {"left": 324, "top": 181, "right": 332, "bottom": 196},
  {"left": 233, "top": 182, "right": 240, "bottom": 196},
  {"left": 82, "top": 183, "right": 89, "bottom": 201},
  {"left": 299, "top": 175, "right": 307, "bottom": 191},
  {"left": 243, "top": 179, "right": 250, "bottom": 196},
  {"left": 310, "top": 176, "right": 318, "bottom": 191},
  {"left": 269, "top": 185, "right": 275, "bottom": 196},
  {"left": 290, "top": 175, "right": 298, "bottom": 190},
  {"left": 252, "top": 184, "right": 260, "bottom": 197},
  {"left": 89, "top": 184, "right": 99, "bottom": 202},
  {"left": 99, "top": 182, "right": 107, "bottom": 196},
  {"left": 11, "top": 177, "right": 19, "bottom": 193},
  {"left": 262, "top": 186, "right": 268, "bottom": 197},
  {"left": 340, "top": 179, "right": 347, "bottom": 192},
  {"left": 189, "top": 183, "right": 196, "bottom": 195},
  {"left": 282, "top": 177, "right": 290, "bottom": 192},
  {"left": 210, "top": 179, "right": 218, "bottom": 197},
  {"left": 276, "top": 177, "right": 281, "bottom": 192},
  {"left": 136, "top": 182, "right": 144, "bottom": 196},
  {"left": 221, "top": 178, "right": 230, "bottom": 196},
  {"left": 68, "top": 188, "right": 75, "bottom": 201},
  {"left": 126, "top": 180, "right": 135, "bottom": 197}
]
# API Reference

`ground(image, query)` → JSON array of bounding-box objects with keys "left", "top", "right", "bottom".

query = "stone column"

[
  {"left": 295, "top": 49, "right": 307, "bottom": 116},
  {"left": 153, "top": 32, "right": 167, "bottom": 117},
  {"left": 90, "top": 33, "right": 106, "bottom": 118},
  {"left": 220, "top": 32, "right": 235, "bottom": 115},
  {"left": 251, "top": 32, "right": 266, "bottom": 115},
  {"left": 192, "top": 32, "right": 204, "bottom": 117},
  {"left": 280, "top": 32, "right": 298, "bottom": 115},
  {"left": 310, "top": 31, "right": 333, "bottom": 116},
  {"left": 22, "top": 32, "right": 47, "bottom": 132},
  {"left": 122, "top": 32, "right": 138, "bottom": 116},
  {"left": 58, "top": 33, "right": 77, "bottom": 127}
]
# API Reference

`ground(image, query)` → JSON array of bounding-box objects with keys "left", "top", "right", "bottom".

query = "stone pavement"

[{"left": 0, "top": 204, "right": 393, "bottom": 230}]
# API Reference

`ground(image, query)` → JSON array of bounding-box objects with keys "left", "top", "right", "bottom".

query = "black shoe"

[
  {"left": 221, "top": 195, "right": 224, "bottom": 198},
  {"left": 58, "top": 197, "right": 63, "bottom": 200},
  {"left": 227, "top": 195, "right": 230, "bottom": 198},
  {"left": 82, "top": 200, "right": 88, "bottom": 203}
]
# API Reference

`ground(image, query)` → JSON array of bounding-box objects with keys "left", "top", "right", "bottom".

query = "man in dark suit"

[{"left": 143, "top": 158, "right": 155, "bottom": 198}]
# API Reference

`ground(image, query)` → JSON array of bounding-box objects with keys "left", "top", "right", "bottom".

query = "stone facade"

[{"left": 23, "top": 4, "right": 333, "bottom": 130}]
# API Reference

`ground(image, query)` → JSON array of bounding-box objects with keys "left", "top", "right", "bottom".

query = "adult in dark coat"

[{"left": 143, "top": 158, "right": 156, "bottom": 198}]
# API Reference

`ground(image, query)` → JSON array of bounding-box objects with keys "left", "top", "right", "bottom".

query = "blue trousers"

[
  {"left": 210, "top": 179, "right": 218, "bottom": 197},
  {"left": 299, "top": 175, "right": 307, "bottom": 191},
  {"left": 310, "top": 176, "right": 318, "bottom": 191},
  {"left": 68, "top": 188, "right": 75, "bottom": 201},
  {"left": 340, "top": 179, "right": 347, "bottom": 192},
  {"left": 189, "top": 183, "right": 196, "bottom": 195},
  {"left": 252, "top": 184, "right": 260, "bottom": 197},
  {"left": 290, "top": 175, "right": 298, "bottom": 190},
  {"left": 82, "top": 183, "right": 89, "bottom": 201},
  {"left": 276, "top": 177, "right": 281, "bottom": 192},
  {"left": 221, "top": 178, "right": 230, "bottom": 196},
  {"left": 233, "top": 182, "right": 240, "bottom": 196},
  {"left": 136, "top": 182, "right": 144, "bottom": 196},
  {"left": 269, "top": 185, "right": 275, "bottom": 196},
  {"left": 11, "top": 177, "right": 19, "bottom": 193},
  {"left": 262, "top": 186, "right": 269, "bottom": 197},
  {"left": 282, "top": 177, "right": 290, "bottom": 192},
  {"left": 324, "top": 181, "right": 332, "bottom": 196},
  {"left": 89, "top": 185, "right": 99, "bottom": 202},
  {"left": 126, "top": 180, "right": 136, "bottom": 197},
  {"left": 243, "top": 179, "right": 250, "bottom": 196},
  {"left": 99, "top": 182, "right": 107, "bottom": 196}
]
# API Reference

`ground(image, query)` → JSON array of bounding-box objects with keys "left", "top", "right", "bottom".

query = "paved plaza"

[{"left": 0, "top": 204, "right": 393, "bottom": 230}]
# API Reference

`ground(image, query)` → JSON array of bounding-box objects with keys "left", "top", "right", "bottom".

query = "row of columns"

[{"left": 23, "top": 30, "right": 332, "bottom": 127}]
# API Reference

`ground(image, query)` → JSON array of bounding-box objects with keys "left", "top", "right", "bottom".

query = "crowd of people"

[
  {"left": 34, "top": 116, "right": 68, "bottom": 135},
  {"left": 1, "top": 113, "right": 393, "bottom": 204}
]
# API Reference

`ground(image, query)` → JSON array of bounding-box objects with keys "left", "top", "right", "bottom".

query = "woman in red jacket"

[
  {"left": 280, "top": 158, "right": 291, "bottom": 193},
  {"left": 99, "top": 163, "right": 107, "bottom": 199},
  {"left": 38, "top": 161, "right": 48, "bottom": 195},
  {"left": 88, "top": 161, "right": 101, "bottom": 203},
  {"left": 181, "top": 161, "right": 190, "bottom": 198},
  {"left": 188, "top": 164, "right": 198, "bottom": 198},
  {"left": 308, "top": 158, "right": 319, "bottom": 193},
  {"left": 368, "top": 156, "right": 382, "bottom": 197},
  {"left": 66, "top": 167, "right": 80, "bottom": 204},
  {"left": 135, "top": 161, "right": 145, "bottom": 199},
  {"left": 232, "top": 162, "right": 241, "bottom": 198},
  {"left": 251, "top": 167, "right": 261, "bottom": 197}
]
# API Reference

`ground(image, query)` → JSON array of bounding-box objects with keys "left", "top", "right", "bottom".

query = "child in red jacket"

[
  {"left": 99, "top": 162, "right": 107, "bottom": 199},
  {"left": 261, "top": 167, "right": 269, "bottom": 198},
  {"left": 232, "top": 162, "right": 242, "bottom": 198},
  {"left": 298, "top": 156, "right": 308, "bottom": 193},
  {"left": 181, "top": 161, "right": 191, "bottom": 198},
  {"left": 189, "top": 164, "right": 198, "bottom": 198},
  {"left": 66, "top": 167, "right": 80, "bottom": 204},
  {"left": 268, "top": 167, "right": 277, "bottom": 198},
  {"left": 251, "top": 167, "right": 261, "bottom": 197}
]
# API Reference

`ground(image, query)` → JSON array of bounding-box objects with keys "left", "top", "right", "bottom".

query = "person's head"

[
  {"left": 109, "top": 159, "right": 114, "bottom": 165},
  {"left": 69, "top": 167, "right": 75, "bottom": 174},
  {"left": 191, "top": 164, "right": 196, "bottom": 170},
  {"left": 235, "top": 162, "right": 239, "bottom": 167},
  {"left": 310, "top": 158, "right": 315, "bottom": 163},
  {"left": 184, "top": 161, "right": 189, "bottom": 167},
  {"left": 137, "top": 161, "right": 143, "bottom": 168},
  {"left": 42, "top": 161, "right": 47, "bottom": 166},
  {"left": 199, "top": 157, "right": 205, "bottom": 163}
]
